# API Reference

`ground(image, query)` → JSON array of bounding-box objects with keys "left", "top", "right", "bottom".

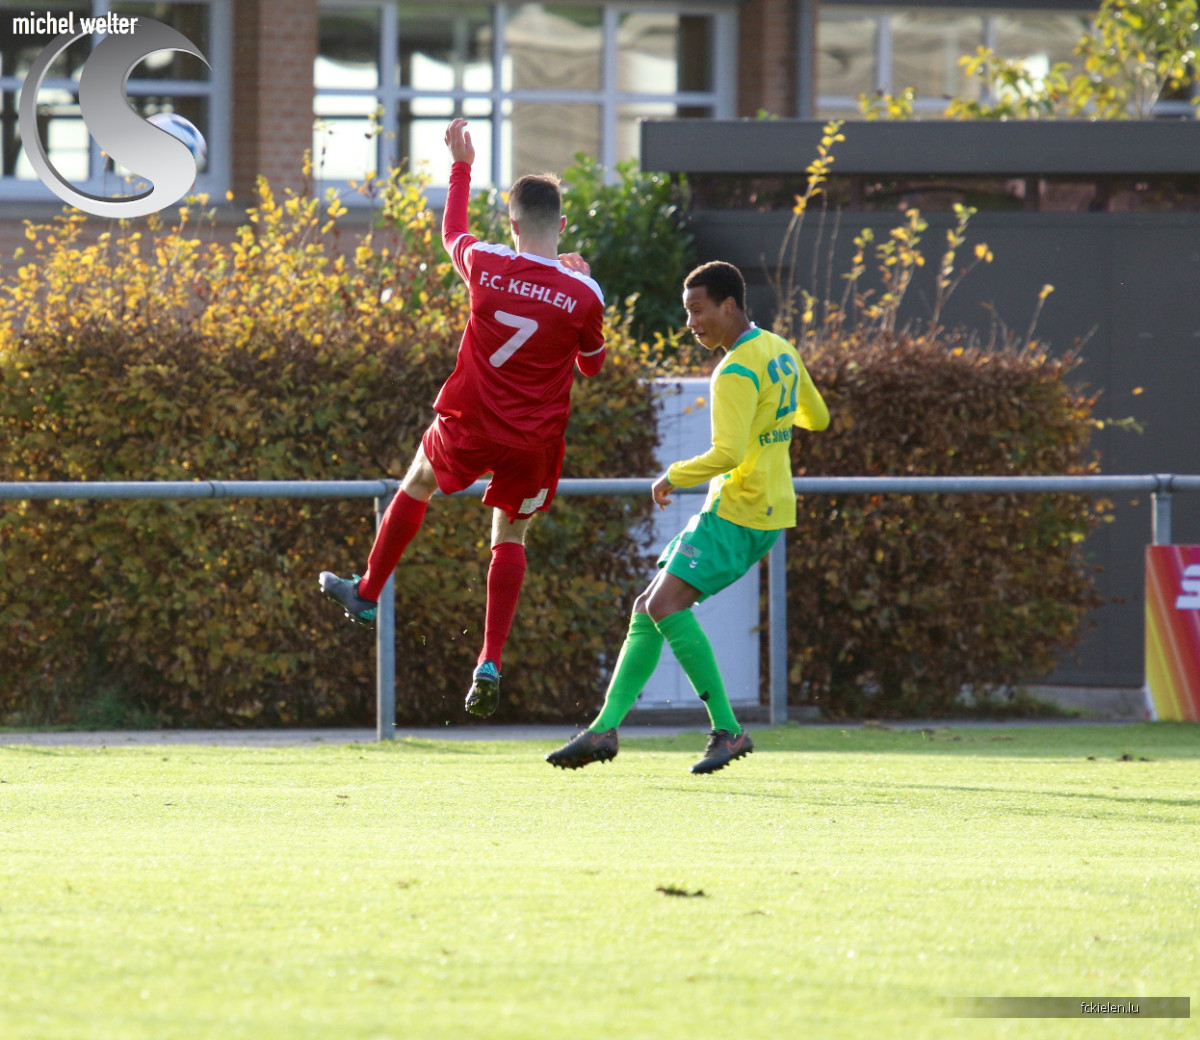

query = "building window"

[
  {"left": 0, "top": 0, "right": 229, "bottom": 204},
  {"left": 815, "top": 5, "right": 1126, "bottom": 119},
  {"left": 315, "top": 0, "right": 735, "bottom": 192}
]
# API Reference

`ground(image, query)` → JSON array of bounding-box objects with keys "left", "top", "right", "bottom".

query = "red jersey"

[{"left": 434, "top": 161, "right": 606, "bottom": 447}]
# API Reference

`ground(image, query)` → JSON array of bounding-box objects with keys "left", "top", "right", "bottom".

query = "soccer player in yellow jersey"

[{"left": 548, "top": 260, "right": 830, "bottom": 774}]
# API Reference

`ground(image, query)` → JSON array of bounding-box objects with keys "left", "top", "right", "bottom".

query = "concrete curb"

[
  {"left": 0, "top": 724, "right": 705, "bottom": 747},
  {"left": 0, "top": 715, "right": 1146, "bottom": 748}
]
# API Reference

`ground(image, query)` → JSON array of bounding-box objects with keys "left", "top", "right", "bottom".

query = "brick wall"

[
  {"left": 231, "top": 0, "right": 318, "bottom": 201},
  {"left": 737, "top": 0, "right": 798, "bottom": 117}
]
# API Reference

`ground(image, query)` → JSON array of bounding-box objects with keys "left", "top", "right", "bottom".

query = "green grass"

[{"left": 1, "top": 723, "right": 1197, "bottom": 1039}]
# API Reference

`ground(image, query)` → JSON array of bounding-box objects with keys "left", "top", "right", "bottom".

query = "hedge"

[
  {"left": 0, "top": 171, "right": 660, "bottom": 727},
  {"left": 1, "top": 159, "right": 1109, "bottom": 724},
  {"left": 784, "top": 323, "right": 1105, "bottom": 717}
]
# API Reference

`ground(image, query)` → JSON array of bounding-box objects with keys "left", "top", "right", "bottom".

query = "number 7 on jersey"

[{"left": 490, "top": 310, "right": 539, "bottom": 367}]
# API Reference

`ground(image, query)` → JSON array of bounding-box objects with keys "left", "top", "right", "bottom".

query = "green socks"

[
  {"left": 590, "top": 613, "right": 663, "bottom": 732},
  {"left": 590, "top": 609, "right": 741, "bottom": 735},
  {"left": 655, "top": 610, "right": 742, "bottom": 735}
]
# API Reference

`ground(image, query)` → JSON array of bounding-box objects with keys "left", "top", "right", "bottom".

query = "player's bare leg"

[
  {"left": 638, "top": 568, "right": 701, "bottom": 620},
  {"left": 398, "top": 447, "right": 440, "bottom": 501}
]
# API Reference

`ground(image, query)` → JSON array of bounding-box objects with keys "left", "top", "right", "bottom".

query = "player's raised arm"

[{"left": 442, "top": 118, "right": 477, "bottom": 277}]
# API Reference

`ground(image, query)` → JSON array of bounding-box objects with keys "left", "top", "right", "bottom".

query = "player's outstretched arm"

[
  {"left": 666, "top": 369, "right": 756, "bottom": 486},
  {"left": 442, "top": 119, "right": 477, "bottom": 275}
]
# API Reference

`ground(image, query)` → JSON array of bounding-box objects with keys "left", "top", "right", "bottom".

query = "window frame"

[
  {"left": 315, "top": 0, "right": 737, "bottom": 198},
  {"left": 813, "top": 2, "right": 1197, "bottom": 120}
]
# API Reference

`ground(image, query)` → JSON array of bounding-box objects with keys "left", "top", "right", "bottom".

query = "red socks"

[
  {"left": 479, "top": 542, "right": 526, "bottom": 669},
  {"left": 359, "top": 491, "right": 428, "bottom": 602},
  {"left": 359, "top": 495, "right": 525, "bottom": 671}
]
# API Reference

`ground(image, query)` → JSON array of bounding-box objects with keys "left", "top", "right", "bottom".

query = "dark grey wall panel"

[{"left": 644, "top": 118, "right": 1200, "bottom": 176}]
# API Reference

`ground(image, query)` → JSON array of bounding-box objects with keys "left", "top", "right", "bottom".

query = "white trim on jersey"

[
  {"left": 458, "top": 239, "right": 605, "bottom": 307},
  {"left": 468, "top": 240, "right": 516, "bottom": 259},
  {"left": 518, "top": 252, "right": 606, "bottom": 306},
  {"left": 558, "top": 266, "right": 604, "bottom": 306}
]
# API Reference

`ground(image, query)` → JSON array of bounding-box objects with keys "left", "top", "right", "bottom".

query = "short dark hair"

[
  {"left": 683, "top": 261, "right": 746, "bottom": 312},
  {"left": 509, "top": 173, "right": 562, "bottom": 236}
]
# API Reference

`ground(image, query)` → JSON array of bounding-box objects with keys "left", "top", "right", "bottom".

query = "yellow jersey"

[{"left": 666, "top": 325, "right": 829, "bottom": 530}]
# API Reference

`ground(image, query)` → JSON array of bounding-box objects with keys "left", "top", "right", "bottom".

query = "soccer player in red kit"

[{"left": 320, "top": 117, "right": 606, "bottom": 717}]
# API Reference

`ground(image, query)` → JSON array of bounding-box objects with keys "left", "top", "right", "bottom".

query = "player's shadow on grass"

[
  {"left": 870, "top": 779, "right": 1200, "bottom": 816},
  {"left": 0, "top": 744, "right": 77, "bottom": 757},
  {"left": 650, "top": 784, "right": 800, "bottom": 800}
]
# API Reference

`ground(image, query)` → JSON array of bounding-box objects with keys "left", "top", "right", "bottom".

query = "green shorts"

[{"left": 657, "top": 510, "right": 781, "bottom": 601}]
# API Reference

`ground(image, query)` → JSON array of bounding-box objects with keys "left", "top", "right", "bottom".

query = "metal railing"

[{"left": 3, "top": 474, "right": 1197, "bottom": 739}]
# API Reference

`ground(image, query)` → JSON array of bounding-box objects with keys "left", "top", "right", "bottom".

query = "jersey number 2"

[
  {"left": 767, "top": 354, "right": 798, "bottom": 419},
  {"left": 490, "top": 310, "right": 539, "bottom": 367}
]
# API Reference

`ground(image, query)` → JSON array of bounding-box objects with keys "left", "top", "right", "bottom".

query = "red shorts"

[{"left": 422, "top": 415, "right": 565, "bottom": 521}]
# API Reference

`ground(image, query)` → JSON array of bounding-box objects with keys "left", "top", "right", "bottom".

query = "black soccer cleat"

[
  {"left": 465, "top": 659, "right": 501, "bottom": 717},
  {"left": 691, "top": 729, "right": 753, "bottom": 774},
  {"left": 319, "top": 571, "right": 378, "bottom": 627},
  {"left": 546, "top": 728, "right": 619, "bottom": 770}
]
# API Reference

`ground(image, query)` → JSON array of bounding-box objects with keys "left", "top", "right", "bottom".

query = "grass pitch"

[{"left": 1, "top": 723, "right": 1197, "bottom": 1040}]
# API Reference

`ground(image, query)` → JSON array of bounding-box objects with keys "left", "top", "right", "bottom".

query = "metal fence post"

[
  {"left": 768, "top": 532, "right": 788, "bottom": 725},
  {"left": 374, "top": 492, "right": 396, "bottom": 741},
  {"left": 1152, "top": 475, "right": 1173, "bottom": 546}
]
